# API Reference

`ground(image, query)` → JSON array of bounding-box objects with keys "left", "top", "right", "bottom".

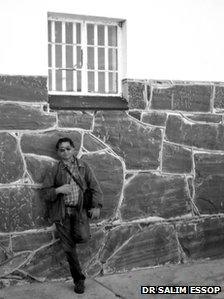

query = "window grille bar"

[
  {"left": 82, "top": 22, "right": 87, "bottom": 93},
  {"left": 73, "top": 22, "right": 77, "bottom": 91},
  {"left": 62, "top": 21, "right": 66, "bottom": 91},
  {"left": 51, "top": 21, "right": 56, "bottom": 91},
  {"left": 104, "top": 25, "right": 109, "bottom": 93},
  {"left": 94, "top": 24, "right": 98, "bottom": 92}
]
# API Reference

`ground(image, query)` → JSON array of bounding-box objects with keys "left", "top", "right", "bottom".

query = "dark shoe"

[{"left": 74, "top": 279, "right": 85, "bottom": 294}]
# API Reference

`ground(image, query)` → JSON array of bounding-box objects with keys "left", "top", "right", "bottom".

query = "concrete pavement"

[{"left": 1, "top": 258, "right": 224, "bottom": 299}]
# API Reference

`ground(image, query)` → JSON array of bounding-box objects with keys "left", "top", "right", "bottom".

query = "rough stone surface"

[
  {"left": 0, "top": 187, "right": 47, "bottom": 232},
  {"left": 25, "top": 156, "right": 57, "bottom": 184},
  {"left": 58, "top": 111, "right": 93, "bottom": 129},
  {"left": 176, "top": 217, "right": 224, "bottom": 259},
  {"left": 100, "top": 225, "right": 140, "bottom": 263},
  {"left": 82, "top": 152, "right": 124, "bottom": 219},
  {"left": 165, "top": 114, "right": 224, "bottom": 150},
  {"left": 93, "top": 111, "right": 162, "bottom": 169},
  {"left": 77, "top": 228, "right": 105, "bottom": 270},
  {"left": 141, "top": 111, "right": 167, "bottom": 126},
  {"left": 12, "top": 231, "right": 53, "bottom": 252},
  {"left": 121, "top": 172, "right": 191, "bottom": 220},
  {"left": 151, "top": 84, "right": 212, "bottom": 112},
  {"left": 104, "top": 223, "right": 180, "bottom": 273},
  {"left": 162, "top": 142, "right": 192, "bottom": 173},
  {"left": 0, "top": 236, "right": 10, "bottom": 263},
  {"left": 21, "top": 130, "right": 81, "bottom": 159},
  {"left": 22, "top": 241, "right": 70, "bottom": 279},
  {"left": 83, "top": 133, "right": 107, "bottom": 152},
  {"left": 0, "top": 75, "right": 48, "bottom": 102},
  {"left": 214, "top": 84, "right": 224, "bottom": 109},
  {"left": 0, "top": 252, "right": 31, "bottom": 278},
  {"left": 185, "top": 113, "right": 222, "bottom": 123},
  {"left": 128, "top": 110, "right": 142, "bottom": 121},
  {"left": 0, "top": 103, "right": 56, "bottom": 130},
  {"left": 122, "top": 80, "right": 146, "bottom": 109},
  {"left": 0, "top": 133, "right": 24, "bottom": 184},
  {"left": 194, "top": 153, "right": 224, "bottom": 214}
]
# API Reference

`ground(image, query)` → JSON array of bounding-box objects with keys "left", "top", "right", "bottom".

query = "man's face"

[{"left": 57, "top": 141, "right": 75, "bottom": 161}]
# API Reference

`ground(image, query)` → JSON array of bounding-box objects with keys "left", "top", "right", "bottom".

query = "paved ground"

[{"left": 1, "top": 258, "right": 224, "bottom": 299}]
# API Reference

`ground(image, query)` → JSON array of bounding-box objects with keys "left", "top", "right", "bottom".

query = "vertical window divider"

[
  {"left": 105, "top": 25, "right": 109, "bottom": 93},
  {"left": 117, "top": 25, "right": 122, "bottom": 94},
  {"left": 62, "top": 21, "right": 66, "bottom": 91},
  {"left": 82, "top": 21, "right": 87, "bottom": 93},
  {"left": 73, "top": 22, "right": 77, "bottom": 92},
  {"left": 51, "top": 21, "right": 56, "bottom": 91},
  {"left": 94, "top": 24, "right": 98, "bottom": 93}
]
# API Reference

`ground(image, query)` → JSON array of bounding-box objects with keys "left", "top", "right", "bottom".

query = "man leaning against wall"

[{"left": 41, "top": 137, "right": 103, "bottom": 294}]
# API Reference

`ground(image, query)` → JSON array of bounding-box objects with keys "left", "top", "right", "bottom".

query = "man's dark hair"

[{"left": 56, "top": 137, "right": 75, "bottom": 150}]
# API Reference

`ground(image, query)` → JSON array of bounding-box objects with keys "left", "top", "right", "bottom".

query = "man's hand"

[
  {"left": 55, "top": 184, "right": 72, "bottom": 195},
  {"left": 88, "top": 208, "right": 101, "bottom": 220}
]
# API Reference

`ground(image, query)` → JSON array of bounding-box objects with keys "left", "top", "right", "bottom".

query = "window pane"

[
  {"left": 55, "top": 45, "right": 62, "bottom": 67},
  {"left": 66, "top": 22, "right": 73, "bottom": 44},
  {"left": 98, "top": 48, "right": 105, "bottom": 70},
  {"left": 109, "top": 72, "right": 118, "bottom": 93},
  {"left": 48, "top": 69, "right": 52, "bottom": 91},
  {"left": 76, "top": 23, "right": 81, "bottom": 44},
  {"left": 48, "top": 44, "right": 52, "bottom": 67},
  {"left": 76, "top": 46, "right": 82, "bottom": 68},
  {"left": 98, "top": 25, "right": 104, "bottom": 46},
  {"left": 98, "top": 72, "right": 105, "bottom": 93},
  {"left": 66, "top": 45, "right": 73, "bottom": 68},
  {"left": 55, "top": 21, "right": 62, "bottom": 43},
  {"left": 87, "top": 47, "right": 94, "bottom": 69},
  {"left": 108, "top": 48, "right": 117, "bottom": 70},
  {"left": 66, "top": 70, "right": 73, "bottom": 91},
  {"left": 48, "top": 21, "right": 52, "bottom": 42},
  {"left": 108, "top": 26, "right": 117, "bottom": 46},
  {"left": 77, "top": 71, "right": 82, "bottom": 91},
  {"left": 87, "top": 24, "right": 94, "bottom": 45},
  {"left": 56, "top": 70, "right": 62, "bottom": 91},
  {"left": 88, "top": 72, "right": 95, "bottom": 92}
]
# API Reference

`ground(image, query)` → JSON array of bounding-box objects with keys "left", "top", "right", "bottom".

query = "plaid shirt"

[{"left": 63, "top": 159, "right": 80, "bottom": 207}]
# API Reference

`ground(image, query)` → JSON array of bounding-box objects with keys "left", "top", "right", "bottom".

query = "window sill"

[{"left": 48, "top": 94, "right": 128, "bottom": 110}]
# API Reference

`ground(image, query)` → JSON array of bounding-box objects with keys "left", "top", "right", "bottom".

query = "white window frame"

[{"left": 48, "top": 12, "right": 127, "bottom": 97}]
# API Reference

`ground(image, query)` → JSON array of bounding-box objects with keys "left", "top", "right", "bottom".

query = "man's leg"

[{"left": 55, "top": 216, "right": 85, "bottom": 284}]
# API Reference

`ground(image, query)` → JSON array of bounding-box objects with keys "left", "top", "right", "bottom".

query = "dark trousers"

[{"left": 55, "top": 213, "right": 86, "bottom": 283}]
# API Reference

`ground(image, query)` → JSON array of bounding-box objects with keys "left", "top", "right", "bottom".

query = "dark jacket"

[{"left": 41, "top": 157, "right": 103, "bottom": 223}]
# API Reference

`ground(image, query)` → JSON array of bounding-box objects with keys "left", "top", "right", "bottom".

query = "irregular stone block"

[
  {"left": 100, "top": 225, "right": 140, "bottom": 263},
  {"left": 22, "top": 241, "right": 70, "bottom": 279},
  {"left": 120, "top": 172, "right": 191, "bottom": 220},
  {"left": 82, "top": 152, "right": 124, "bottom": 219},
  {"left": 152, "top": 84, "right": 212, "bottom": 112},
  {"left": 194, "top": 153, "right": 224, "bottom": 214},
  {"left": 0, "top": 187, "right": 47, "bottom": 232},
  {"left": 93, "top": 111, "right": 162, "bottom": 170},
  {"left": 0, "top": 235, "right": 11, "bottom": 263},
  {"left": 0, "top": 133, "right": 24, "bottom": 183},
  {"left": 0, "top": 75, "right": 47, "bottom": 102},
  {"left": 21, "top": 130, "right": 81, "bottom": 159},
  {"left": 83, "top": 133, "right": 107, "bottom": 152},
  {"left": 0, "top": 103, "right": 56, "bottom": 130},
  {"left": 142, "top": 111, "right": 167, "bottom": 126},
  {"left": 122, "top": 80, "right": 146, "bottom": 109},
  {"left": 214, "top": 84, "right": 224, "bottom": 109},
  {"left": 128, "top": 110, "right": 142, "bottom": 121},
  {"left": 58, "top": 111, "right": 93, "bottom": 129},
  {"left": 77, "top": 229, "right": 105, "bottom": 268},
  {"left": 185, "top": 113, "right": 222, "bottom": 123},
  {"left": 165, "top": 114, "right": 224, "bottom": 150},
  {"left": 162, "top": 142, "right": 192, "bottom": 173},
  {"left": 176, "top": 217, "right": 224, "bottom": 259},
  {"left": 104, "top": 223, "right": 180, "bottom": 273},
  {"left": 25, "top": 155, "right": 57, "bottom": 183},
  {"left": 12, "top": 231, "right": 53, "bottom": 252},
  {"left": 0, "top": 252, "right": 31, "bottom": 278}
]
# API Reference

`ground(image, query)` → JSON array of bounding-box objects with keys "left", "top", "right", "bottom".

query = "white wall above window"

[{"left": 1, "top": 0, "right": 224, "bottom": 82}]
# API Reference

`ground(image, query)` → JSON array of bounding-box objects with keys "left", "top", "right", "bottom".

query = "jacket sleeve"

[
  {"left": 41, "top": 163, "right": 58, "bottom": 203},
  {"left": 84, "top": 163, "right": 103, "bottom": 208}
]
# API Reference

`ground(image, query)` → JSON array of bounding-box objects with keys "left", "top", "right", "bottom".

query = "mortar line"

[{"left": 93, "top": 278, "right": 127, "bottom": 299}]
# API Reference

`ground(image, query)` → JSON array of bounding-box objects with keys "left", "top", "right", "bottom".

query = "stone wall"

[{"left": 1, "top": 76, "right": 224, "bottom": 286}]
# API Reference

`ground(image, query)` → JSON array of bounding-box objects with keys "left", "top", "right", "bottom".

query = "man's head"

[{"left": 56, "top": 137, "right": 75, "bottom": 161}]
